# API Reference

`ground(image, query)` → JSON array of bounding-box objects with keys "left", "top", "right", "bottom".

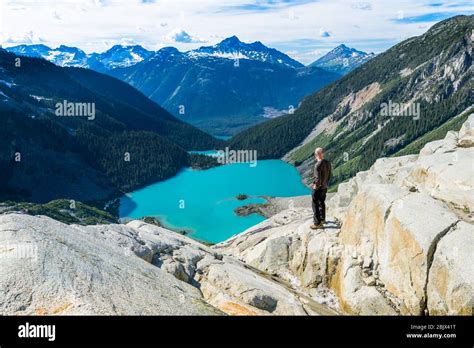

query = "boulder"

[
  {"left": 420, "top": 131, "right": 458, "bottom": 156},
  {"left": 332, "top": 184, "right": 462, "bottom": 315},
  {"left": 331, "top": 256, "right": 397, "bottom": 315},
  {"left": 327, "top": 155, "right": 417, "bottom": 221},
  {"left": 216, "top": 208, "right": 342, "bottom": 312},
  {"left": 216, "top": 209, "right": 341, "bottom": 289},
  {"left": 427, "top": 221, "right": 474, "bottom": 315},
  {"left": 325, "top": 117, "right": 473, "bottom": 315},
  {"left": 197, "top": 257, "right": 308, "bottom": 315},
  {"left": 376, "top": 192, "right": 459, "bottom": 315},
  {"left": 406, "top": 148, "right": 474, "bottom": 212},
  {"left": 457, "top": 114, "right": 474, "bottom": 147}
]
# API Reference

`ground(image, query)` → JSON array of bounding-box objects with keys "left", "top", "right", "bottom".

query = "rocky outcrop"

[
  {"left": 122, "top": 220, "right": 330, "bottom": 315},
  {"left": 0, "top": 214, "right": 217, "bottom": 315},
  {"left": 334, "top": 115, "right": 474, "bottom": 316},
  {"left": 333, "top": 186, "right": 461, "bottom": 315},
  {"left": 0, "top": 213, "right": 334, "bottom": 315},
  {"left": 219, "top": 114, "right": 474, "bottom": 315},
  {"left": 215, "top": 208, "right": 344, "bottom": 309}
]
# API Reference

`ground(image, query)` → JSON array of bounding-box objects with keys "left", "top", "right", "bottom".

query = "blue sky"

[{"left": 1, "top": 0, "right": 472, "bottom": 64}]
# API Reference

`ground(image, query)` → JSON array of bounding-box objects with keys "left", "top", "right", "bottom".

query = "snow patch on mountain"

[
  {"left": 310, "top": 44, "right": 375, "bottom": 75},
  {"left": 188, "top": 36, "right": 303, "bottom": 68}
]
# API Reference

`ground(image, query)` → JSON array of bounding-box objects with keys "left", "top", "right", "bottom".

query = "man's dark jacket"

[{"left": 313, "top": 159, "right": 332, "bottom": 189}]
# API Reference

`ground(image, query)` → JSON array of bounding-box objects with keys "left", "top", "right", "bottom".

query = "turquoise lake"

[{"left": 119, "top": 160, "right": 309, "bottom": 243}]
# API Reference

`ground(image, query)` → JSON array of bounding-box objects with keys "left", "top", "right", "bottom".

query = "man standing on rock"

[{"left": 310, "top": 148, "right": 332, "bottom": 230}]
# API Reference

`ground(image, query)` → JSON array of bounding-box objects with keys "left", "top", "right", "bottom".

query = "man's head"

[{"left": 315, "top": 147, "right": 324, "bottom": 161}]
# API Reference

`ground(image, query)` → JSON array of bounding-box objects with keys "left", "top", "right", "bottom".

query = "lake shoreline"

[{"left": 118, "top": 160, "right": 310, "bottom": 243}]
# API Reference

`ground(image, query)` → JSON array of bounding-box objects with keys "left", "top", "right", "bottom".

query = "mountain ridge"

[
  {"left": 6, "top": 36, "right": 305, "bottom": 71},
  {"left": 229, "top": 14, "right": 473, "bottom": 186}
]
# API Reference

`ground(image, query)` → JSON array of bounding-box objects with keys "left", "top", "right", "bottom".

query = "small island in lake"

[{"left": 234, "top": 203, "right": 272, "bottom": 218}]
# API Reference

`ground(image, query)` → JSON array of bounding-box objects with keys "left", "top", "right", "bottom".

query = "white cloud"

[
  {"left": 318, "top": 28, "right": 331, "bottom": 38},
  {"left": 166, "top": 28, "right": 205, "bottom": 44},
  {"left": 351, "top": 2, "right": 372, "bottom": 11}
]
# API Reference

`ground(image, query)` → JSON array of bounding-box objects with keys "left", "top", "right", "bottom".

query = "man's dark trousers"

[{"left": 312, "top": 187, "right": 327, "bottom": 224}]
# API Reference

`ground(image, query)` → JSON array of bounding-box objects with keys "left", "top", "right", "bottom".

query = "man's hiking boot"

[{"left": 310, "top": 223, "right": 324, "bottom": 230}]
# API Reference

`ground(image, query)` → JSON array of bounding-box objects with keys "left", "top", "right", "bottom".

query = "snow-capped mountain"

[
  {"left": 87, "top": 45, "right": 154, "bottom": 72},
  {"left": 6, "top": 44, "right": 50, "bottom": 58},
  {"left": 6, "top": 44, "right": 88, "bottom": 67},
  {"left": 47, "top": 45, "right": 89, "bottom": 67},
  {"left": 5, "top": 44, "right": 153, "bottom": 72},
  {"left": 6, "top": 36, "right": 302, "bottom": 71},
  {"left": 310, "top": 44, "right": 375, "bottom": 75},
  {"left": 109, "top": 37, "right": 339, "bottom": 134},
  {"left": 188, "top": 36, "right": 303, "bottom": 68}
]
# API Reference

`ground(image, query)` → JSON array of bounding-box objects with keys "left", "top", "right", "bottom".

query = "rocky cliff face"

[
  {"left": 218, "top": 114, "right": 474, "bottom": 315},
  {"left": 1, "top": 115, "right": 472, "bottom": 315}
]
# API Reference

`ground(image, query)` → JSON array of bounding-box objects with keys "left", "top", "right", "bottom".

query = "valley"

[
  {"left": 0, "top": 49, "right": 221, "bottom": 204},
  {"left": 1, "top": 112, "right": 472, "bottom": 315}
]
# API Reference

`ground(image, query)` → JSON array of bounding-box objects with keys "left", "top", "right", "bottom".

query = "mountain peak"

[
  {"left": 220, "top": 35, "right": 241, "bottom": 44},
  {"left": 57, "top": 44, "right": 76, "bottom": 49},
  {"left": 6, "top": 37, "right": 305, "bottom": 71},
  {"left": 106, "top": 44, "right": 148, "bottom": 52},
  {"left": 152, "top": 46, "right": 181, "bottom": 61},
  {"left": 5, "top": 43, "right": 154, "bottom": 71},
  {"left": 189, "top": 36, "right": 303, "bottom": 68},
  {"left": 158, "top": 46, "right": 180, "bottom": 53},
  {"left": 215, "top": 36, "right": 245, "bottom": 50},
  {"left": 56, "top": 45, "right": 86, "bottom": 54},
  {"left": 331, "top": 44, "right": 365, "bottom": 55},
  {"left": 310, "top": 44, "right": 374, "bottom": 74}
]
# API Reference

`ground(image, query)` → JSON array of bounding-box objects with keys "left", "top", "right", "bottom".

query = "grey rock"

[{"left": 0, "top": 214, "right": 219, "bottom": 315}]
